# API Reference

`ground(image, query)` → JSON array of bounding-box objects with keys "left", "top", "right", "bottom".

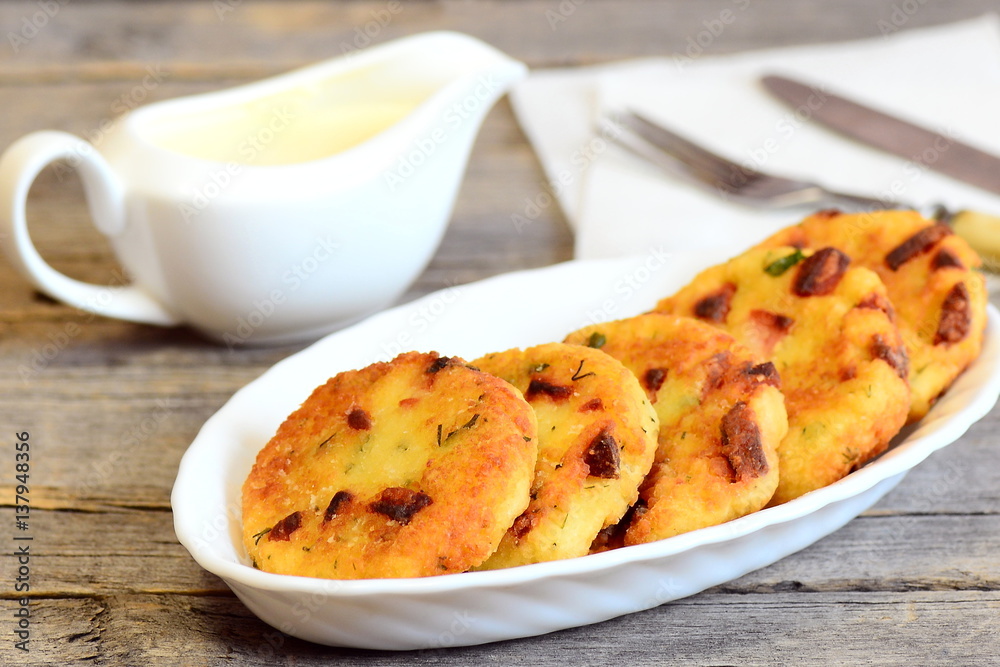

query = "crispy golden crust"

[
  {"left": 564, "top": 313, "right": 787, "bottom": 544},
  {"left": 755, "top": 209, "right": 987, "bottom": 422},
  {"left": 471, "top": 343, "right": 658, "bottom": 568},
  {"left": 241, "top": 351, "right": 538, "bottom": 579},
  {"left": 656, "top": 246, "right": 910, "bottom": 505}
]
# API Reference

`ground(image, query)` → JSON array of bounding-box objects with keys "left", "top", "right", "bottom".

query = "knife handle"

[{"left": 950, "top": 210, "right": 1000, "bottom": 271}]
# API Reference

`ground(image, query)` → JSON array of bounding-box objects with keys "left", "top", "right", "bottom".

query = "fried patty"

[
  {"left": 471, "top": 343, "right": 658, "bottom": 568},
  {"left": 565, "top": 313, "right": 787, "bottom": 545},
  {"left": 656, "top": 246, "right": 910, "bottom": 504},
  {"left": 754, "top": 209, "right": 987, "bottom": 422},
  {"left": 241, "top": 351, "right": 538, "bottom": 579}
]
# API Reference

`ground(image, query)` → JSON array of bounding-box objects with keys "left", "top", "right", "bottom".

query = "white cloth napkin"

[{"left": 510, "top": 15, "right": 1000, "bottom": 265}]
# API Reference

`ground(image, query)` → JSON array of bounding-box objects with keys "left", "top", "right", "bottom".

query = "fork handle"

[{"left": 821, "top": 189, "right": 893, "bottom": 211}]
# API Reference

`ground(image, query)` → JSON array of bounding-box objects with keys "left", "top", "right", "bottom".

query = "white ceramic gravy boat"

[{"left": 0, "top": 32, "right": 527, "bottom": 345}]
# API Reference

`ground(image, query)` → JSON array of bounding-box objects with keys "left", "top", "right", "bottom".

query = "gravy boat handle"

[{"left": 0, "top": 131, "right": 180, "bottom": 326}]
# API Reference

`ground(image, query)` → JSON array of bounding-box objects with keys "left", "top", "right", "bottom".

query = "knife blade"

[
  {"left": 762, "top": 73, "right": 1000, "bottom": 268},
  {"left": 761, "top": 74, "right": 1000, "bottom": 196}
]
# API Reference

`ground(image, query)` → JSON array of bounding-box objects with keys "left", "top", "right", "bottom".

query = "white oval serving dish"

[{"left": 172, "top": 252, "right": 1000, "bottom": 650}]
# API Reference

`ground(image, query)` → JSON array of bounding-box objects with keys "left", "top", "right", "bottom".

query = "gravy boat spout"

[{"left": 0, "top": 32, "right": 528, "bottom": 345}]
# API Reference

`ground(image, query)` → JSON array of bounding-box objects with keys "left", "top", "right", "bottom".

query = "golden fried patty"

[
  {"left": 656, "top": 246, "right": 910, "bottom": 504},
  {"left": 754, "top": 209, "right": 987, "bottom": 422},
  {"left": 471, "top": 343, "right": 659, "bottom": 568},
  {"left": 241, "top": 351, "right": 538, "bottom": 579},
  {"left": 565, "top": 313, "right": 787, "bottom": 545}
]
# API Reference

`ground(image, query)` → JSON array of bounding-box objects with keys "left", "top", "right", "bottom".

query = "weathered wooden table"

[{"left": 2, "top": 1, "right": 999, "bottom": 664}]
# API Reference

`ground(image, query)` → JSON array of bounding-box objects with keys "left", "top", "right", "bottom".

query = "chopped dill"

[{"left": 571, "top": 359, "right": 596, "bottom": 381}]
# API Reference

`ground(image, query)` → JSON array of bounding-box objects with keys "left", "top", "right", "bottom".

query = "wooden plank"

[
  {"left": 15, "top": 590, "right": 1000, "bottom": 664},
  {"left": 0, "top": 429, "right": 993, "bottom": 520},
  {"left": 1, "top": 0, "right": 998, "bottom": 73},
  {"left": 594, "top": 591, "right": 1000, "bottom": 667},
  {"left": 0, "top": 1, "right": 998, "bottom": 662},
  {"left": 1, "top": 350, "right": 995, "bottom": 516},
  {"left": 7, "top": 597, "right": 103, "bottom": 666},
  {"left": 4, "top": 503, "right": 998, "bottom": 596},
  {"left": 863, "top": 424, "right": 1000, "bottom": 515},
  {"left": 3, "top": 507, "right": 226, "bottom": 596},
  {"left": 725, "top": 512, "right": 1000, "bottom": 594},
  {"left": 2, "top": 366, "right": 996, "bottom": 506}
]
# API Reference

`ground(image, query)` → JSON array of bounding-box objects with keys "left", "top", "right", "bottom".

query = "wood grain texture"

[
  {"left": 1, "top": 0, "right": 998, "bottom": 70},
  {"left": 0, "top": 0, "right": 998, "bottom": 664},
  {"left": 10, "top": 592, "right": 1000, "bottom": 666}
]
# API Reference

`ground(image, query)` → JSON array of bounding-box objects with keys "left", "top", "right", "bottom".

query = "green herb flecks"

[
  {"left": 252, "top": 528, "right": 271, "bottom": 545},
  {"left": 571, "top": 359, "right": 596, "bottom": 381},
  {"left": 587, "top": 332, "right": 607, "bottom": 349},
  {"left": 442, "top": 413, "right": 481, "bottom": 444},
  {"left": 765, "top": 249, "right": 805, "bottom": 276}
]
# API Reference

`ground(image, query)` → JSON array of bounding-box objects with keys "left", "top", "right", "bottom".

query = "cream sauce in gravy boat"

[{"left": 0, "top": 32, "right": 527, "bottom": 345}]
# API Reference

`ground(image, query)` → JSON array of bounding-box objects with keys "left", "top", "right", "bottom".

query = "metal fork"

[
  {"left": 602, "top": 110, "right": 1000, "bottom": 269},
  {"left": 605, "top": 110, "right": 912, "bottom": 212}
]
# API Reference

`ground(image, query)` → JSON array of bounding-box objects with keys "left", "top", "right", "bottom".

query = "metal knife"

[{"left": 761, "top": 74, "right": 1000, "bottom": 267}]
